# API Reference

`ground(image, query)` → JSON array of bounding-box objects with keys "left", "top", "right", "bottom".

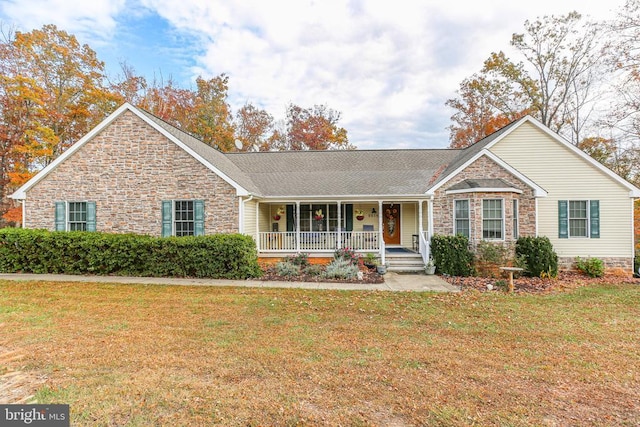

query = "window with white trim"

[
  {"left": 513, "top": 199, "right": 519, "bottom": 239},
  {"left": 54, "top": 201, "right": 96, "bottom": 232},
  {"left": 454, "top": 199, "right": 470, "bottom": 238},
  {"left": 162, "top": 200, "right": 204, "bottom": 237},
  {"left": 482, "top": 199, "right": 503, "bottom": 240},
  {"left": 558, "top": 200, "right": 600, "bottom": 239}
]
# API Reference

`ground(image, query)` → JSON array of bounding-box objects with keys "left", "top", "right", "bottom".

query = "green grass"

[{"left": 0, "top": 280, "right": 638, "bottom": 426}]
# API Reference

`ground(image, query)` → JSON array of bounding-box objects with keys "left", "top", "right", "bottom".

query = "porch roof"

[{"left": 225, "top": 149, "right": 461, "bottom": 197}]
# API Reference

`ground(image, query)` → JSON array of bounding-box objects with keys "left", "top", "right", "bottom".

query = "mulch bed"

[
  {"left": 443, "top": 271, "right": 640, "bottom": 294},
  {"left": 260, "top": 265, "right": 385, "bottom": 284}
]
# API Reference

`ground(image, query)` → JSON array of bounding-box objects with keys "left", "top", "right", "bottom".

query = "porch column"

[
  {"left": 337, "top": 201, "right": 342, "bottom": 249},
  {"left": 296, "top": 201, "right": 300, "bottom": 252},
  {"left": 378, "top": 200, "right": 384, "bottom": 265},
  {"left": 255, "top": 201, "right": 260, "bottom": 251},
  {"left": 418, "top": 200, "right": 423, "bottom": 236},
  {"left": 428, "top": 196, "right": 434, "bottom": 237}
]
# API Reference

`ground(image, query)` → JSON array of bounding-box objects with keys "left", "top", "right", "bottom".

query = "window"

[
  {"left": 298, "top": 204, "right": 348, "bottom": 232},
  {"left": 569, "top": 200, "right": 588, "bottom": 237},
  {"left": 482, "top": 199, "right": 503, "bottom": 240},
  {"left": 162, "top": 200, "right": 204, "bottom": 237},
  {"left": 174, "top": 200, "right": 195, "bottom": 236},
  {"left": 558, "top": 200, "right": 599, "bottom": 238},
  {"left": 54, "top": 201, "right": 96, "bottom": 232},
  {"left": 68, "top": 202, "right": 88, "bottom": 231},
  {"left": 513, "top": 199, "right": 519, "bottom": 239},
  {"left": 454, "top": 199, "right": 470, "bottom": 238}
]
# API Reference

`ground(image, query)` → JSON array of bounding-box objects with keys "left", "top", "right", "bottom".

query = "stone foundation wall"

[{"left": 558, "top": 256, "right": 634, "bottom": 273}]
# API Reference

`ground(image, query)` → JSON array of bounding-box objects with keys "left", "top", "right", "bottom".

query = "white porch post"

[
  {"left": 418, "top": 200, "right": 423, "bottom": 236},
  {"left": 378, "top": 200, "right": 384, "bottom": 265},
  {"left": 296, "top": 201, "right": 300, "bottom": 252},
  {"left": 255, "top": 201, "right": 260, "bottom": 251},
  {"left": 21, "top": 200, "right": 26, "bottom": 229},
  {"left": 428, "top": 196, "right": 434, "bottom": 238},
  {"left": 337, "top": 201, "right": 341, "bottom": 249}
]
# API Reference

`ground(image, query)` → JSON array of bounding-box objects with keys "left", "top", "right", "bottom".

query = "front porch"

[{"left": 254, "top": 200, "right": 432, "bottom": 267}]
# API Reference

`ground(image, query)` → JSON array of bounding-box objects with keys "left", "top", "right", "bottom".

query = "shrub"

[
  {"left": 286, "top": 252, "right": 309, "bottom": 267},
  {"left": 475, "top": 241, "right": 512, "bottom": 277},
  {"left": 323, "top": 258, "right": 359, "bottom": 279},
  {"left": 575, "top": 257, "right": 605, "bottom": 278},
  {"left": 634, "top": 252, "right": 639, "bottom": 277},
  {"left": 303, "top": 264, "right": 324, "bottom": 277},
  {"left": 0, "top": 228, "right": 262, "bottom": 279},
  {"left": 515, "top": 236, "right": 558, "bottom": 277},
  {"left": 276, "top": 261, "right": 300, "bottom": 277},
  {"left": 334, "top": 247, "right": 360, "bottom": 266},
  {"left": 430, "top": 234, "right": 475, "bottom": 277}
]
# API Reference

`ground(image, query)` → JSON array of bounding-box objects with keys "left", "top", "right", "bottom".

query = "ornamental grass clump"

[{"left": 323, "top": 258, "right": 359, "bottom": 279}]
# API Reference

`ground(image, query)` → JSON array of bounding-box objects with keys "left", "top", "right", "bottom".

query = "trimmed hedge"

[
  {"left": 0, "top": 228, "right": 262, "bottom": 279},
  {"left": 430, "top": 234, "right": 475, "bottom": 277}
]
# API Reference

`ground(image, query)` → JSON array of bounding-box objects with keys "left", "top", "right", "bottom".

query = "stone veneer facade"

[
  {"left": 432, "top": 155, "right": 537, "bottom": 247},
  {"left": 25, "top": 111, "right": 239, "bottom": 236}
]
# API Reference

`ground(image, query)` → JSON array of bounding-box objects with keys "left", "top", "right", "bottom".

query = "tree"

[
  {"left": 234, "top": 102, "right": 276, "bottom": 151},
  {"left": 9, "top": 25, "right": 118, "bottom": 166},
  {"left": 190, "top": 76, "right": 235, "bottom": 151},
  {"left": 273, "top": 103, "right": 351, "bottom": 151},
  {"left": 0, "top": 25, "right": 117, "bottom": 225},
  {"left": 446, "top": 74, "right": 529, "bottom": 148},
  {"left": 447, "top": 12, "right": 603, "bottom": 147}
]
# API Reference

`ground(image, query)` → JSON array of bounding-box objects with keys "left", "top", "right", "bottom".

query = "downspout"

[{"left": 21, "top": 199, "right": 26, "bottom": 229}]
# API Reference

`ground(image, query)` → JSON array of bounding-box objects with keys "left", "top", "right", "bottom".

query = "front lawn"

[{"left": 1, "top": 280, "right": 638, "bottom": 426}]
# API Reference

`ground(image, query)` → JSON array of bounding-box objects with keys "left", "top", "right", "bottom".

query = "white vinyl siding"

[
  {"left": 401, "top": 202, "right": 417, "bottom": 247},
  {"left": 489, "top": 122, "right": 633, "bottom": 258}
]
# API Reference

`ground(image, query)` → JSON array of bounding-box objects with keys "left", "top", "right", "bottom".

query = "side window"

[
  {"left": 454, "top": 199, "right": 470, "bottom": 238},
  {"left": 162, "top": 200, "right": 204, "bottom": 237},
  {"left": 54, "top": 201, "right": 96, "bottom": 232},
  {"left": 482, "top": 199, "right": 504, "bottom": 240},
  {"left": 558, "top": 200, "right": 599, "bottom": 238}
]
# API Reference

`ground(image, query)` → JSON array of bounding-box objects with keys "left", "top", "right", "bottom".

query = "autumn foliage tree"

[
  {"left": 234, "top": 103, "right": 276, "bottom": 151},
  {"left": 448, "top": 12, "right": 603, "bottom": 148},
  {"left": 0, "top": 25, "right": 117, "bottom": 225},
  {"left": 272, "top": 103, "right": 351, "bottom": 151}
]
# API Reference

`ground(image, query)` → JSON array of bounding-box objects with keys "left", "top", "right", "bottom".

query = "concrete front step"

[{"left": 385, "top": 252, "right": 425, "bottom": 272}]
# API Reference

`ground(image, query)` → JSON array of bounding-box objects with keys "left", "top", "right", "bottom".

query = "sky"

[{"left": 0, "top": 0, "right": 626, "bottom": 149}]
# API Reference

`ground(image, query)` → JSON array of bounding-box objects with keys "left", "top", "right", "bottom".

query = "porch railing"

[{"left": 258, "top": 231, "right": 380, "bottom": 252}]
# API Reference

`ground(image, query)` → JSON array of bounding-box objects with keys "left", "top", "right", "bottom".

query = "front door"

[{"left": 382, "top": 204, "right": 401, "bottom": 245}]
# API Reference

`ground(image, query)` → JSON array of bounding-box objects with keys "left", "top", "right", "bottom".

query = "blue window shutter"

[
  {"left": 590, "top": 200, "right": 600, "bottom": 238},
  {"left": 162, "top": 200, "right": 173, "bottom": 237},
  {"left": 86, "top": 201, "right": 97, "bottom": 232},
  {"left": 558, "top": 200, "right": 568, "bottom": 239},
  {"left": 286, "top": 205, "right": 294, "bottom": 232},
  {"left": 194, "top": 200, "right": 205, "bottom": 236},
  {"left": 345, "top": 204, "right": 353, "bottom": 231},
  {"left": 55, "top": 202, "right": 66, "bottom": 231}
]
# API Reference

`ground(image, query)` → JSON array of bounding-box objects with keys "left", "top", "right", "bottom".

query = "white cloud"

[
  {"left": 0, "top": 0, "right": 125, "bottom": 42},
  {"left": 0, "top": 0, "right": 626, "bottom": 148}
]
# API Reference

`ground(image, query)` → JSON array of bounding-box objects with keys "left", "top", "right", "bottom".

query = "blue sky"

[{"left": 0, "top": 0, "right": 623, "bottom": 149}]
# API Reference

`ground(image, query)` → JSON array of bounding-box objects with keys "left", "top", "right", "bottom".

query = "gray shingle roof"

[
  {"left": 447, "top": 178, "right": 520, "bottom": 191},
  {"left": 225, "top": 149, "right": 461, "bottom": 197},
  {"left": 431, "top": 118, "right": 524, "bottom": 188},
  {"left": 138, "top": 109, "right": 261, "bottom": 194},
  {"left": 137, "top": 106, "right": 520, "bottom": 198}
]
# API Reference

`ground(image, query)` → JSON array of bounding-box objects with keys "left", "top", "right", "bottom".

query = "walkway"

[{"left": 0, "top": 272, "right": 459, "bottom": 292}]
